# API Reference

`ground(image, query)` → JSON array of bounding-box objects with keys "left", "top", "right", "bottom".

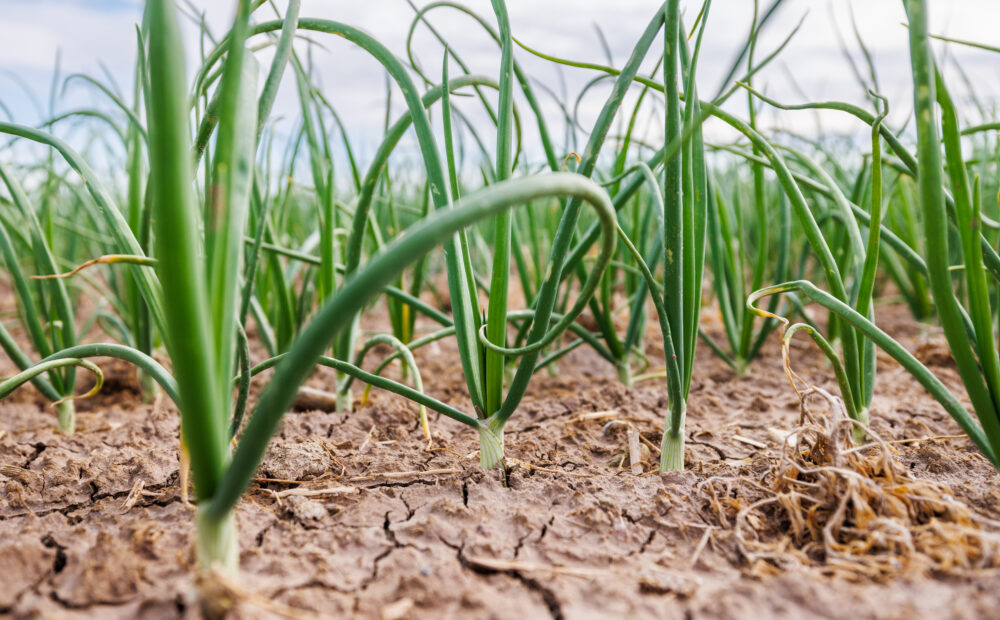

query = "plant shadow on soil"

[{"left": 3, "top": 294, "right": 1000, "bottom": 619}]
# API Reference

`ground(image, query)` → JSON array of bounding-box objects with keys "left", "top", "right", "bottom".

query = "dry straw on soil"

[{"left": 701, "top": 385, "right": 1000, "bottom": 579}]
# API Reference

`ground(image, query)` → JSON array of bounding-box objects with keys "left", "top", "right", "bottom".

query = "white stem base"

[
  {"left": 336, "top": 385, "right": 353, "bottom": 413},
  {"left": 617, "top": 362, "right": 633, "bottom": 387},
  {"left": 660, "top": 430, "right": 685, "bottom": 471},
  {"left": 56, "top": 400, "right": 75, "bottom": 435},
  {"left": 195, "top": 510, "right": 240, "bottom": 619},
  {"left": 138, "top": 369, "right": 159, "bottom": 404},
  {"left": 660, "top": 404, "right": 686, "bottom": 472},
  {"left": 196, "top": 509, "right": 239, "bottom": 578},
  {"left": 478, "top": 423, "right": 505, "bottom": 470},
  {"left": 851, "top": 407, "right": 870, "bottom": 445},
  {"left": 195, "top": 508, "right": 239, "bottom": 619}
]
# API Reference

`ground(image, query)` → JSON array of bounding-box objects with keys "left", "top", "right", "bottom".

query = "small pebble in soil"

[{"left": 284, "top": 495, "right": 327, "bottom": 521}]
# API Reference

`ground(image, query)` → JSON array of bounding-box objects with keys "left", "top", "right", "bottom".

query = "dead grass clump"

[{"left": 699, "top": 387, "right": 1000, "bottom": 579}]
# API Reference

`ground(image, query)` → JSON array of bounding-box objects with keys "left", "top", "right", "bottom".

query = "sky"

[{"left": 1, "top": 0, "right": 998, "bottom": 169}]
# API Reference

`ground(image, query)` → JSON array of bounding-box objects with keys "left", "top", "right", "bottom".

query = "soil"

[{"left": 3, "top": 298, "right": 1000, "bottom": 619}]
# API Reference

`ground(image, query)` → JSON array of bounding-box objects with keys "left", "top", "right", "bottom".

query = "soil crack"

[
  {"left": 22, "top": 442, "right": 47, "bottom": 469},
  {"left": 629, "top": 529, "right": 657, "bottom": 557},
  {"left": 1, "top": 480, "right": 180, "bottom": 522},
  {"left": 255, "top": 521, "right": 275, "bottom": 547},
  {"left": 513, "top": 530, "right": 531, "bottom": 558},
  {"left": 0, "top": 535, "right": 64, "bottom": 614},
  {"left": 539, "top": 516, "right": 554, "bottom": 542},
  {"left": 357, "top": 478, "right": 458, "bottom": 491},
  {"left": 442, "top": 536, "right": 564, "bottom": 620},
  {"left": 687, "top": 439, "right": 729, "bottom": 460},
  {"left": 510, "top": 573, "right": 564, "bottom": 620},
  {"left": 362, "top": 504, "right": 416, "bottom": 590}
]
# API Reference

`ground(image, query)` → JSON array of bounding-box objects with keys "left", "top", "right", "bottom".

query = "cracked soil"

[{"left": 3, "top": 303, "right": 1000, "bottom": 619}]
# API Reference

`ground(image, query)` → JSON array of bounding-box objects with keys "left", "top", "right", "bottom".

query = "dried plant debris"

[{"left": 699, "top": 387, "right": 1000, "bottom": 579}]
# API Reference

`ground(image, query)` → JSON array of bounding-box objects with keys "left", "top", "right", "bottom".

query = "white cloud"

[{"left": 1, "top": 0, "right": 997, "bottom": 156}]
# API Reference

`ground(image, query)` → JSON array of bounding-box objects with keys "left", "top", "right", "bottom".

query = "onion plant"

[
  {"left": 741, "top": 0, "right": 1000, "bottom": 470},
  {"left": 3, "top": 6, "right": 999, "bottom": 616},
  {"left": 9, "top": 22, "right": 161, "bottom": 404},
  {"left": 747, "top": 92, "right": 888, "bottom": 443},
  {"left": 701, "top": 2, "right": 791, "bottom": 374},
  {"left": 507, "top": 0, "right": 805, "bottom": 470},
  {"left": 0, "top": 2, "right": 619, "bottom": 597},
  {"left": 880, "top": 176, "right": 933, "bottom": 320},
  {"left": 386, "top": 0, "right": 629, "bottom": 468},
  {"left": 0, "top": 164, "right": 81, "bottom": 432}
]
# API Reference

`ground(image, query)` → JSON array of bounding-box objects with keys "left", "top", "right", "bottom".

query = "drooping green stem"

[
  {"left": 206, "top": 173, "right": 616, "bottom": 520},
  {"left": 39, "top": 343, "right": 179, "bottom": 406},
  {"left": 749, "top": 280, "right": 996, "bottom": 466}
]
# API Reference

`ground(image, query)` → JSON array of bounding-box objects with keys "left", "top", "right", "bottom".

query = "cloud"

[
  {"left": 1, "top": 0, "right": 997, "bottom": 149},
  {"left": 1, "top": 1, "right": 140, "bottom": 73}
]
